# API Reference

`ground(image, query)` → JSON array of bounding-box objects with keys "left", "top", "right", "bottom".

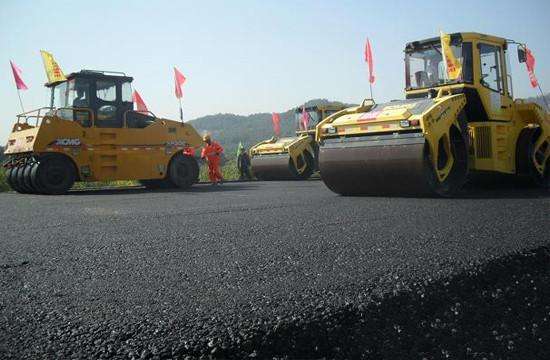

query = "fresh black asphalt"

[{"left": 1, "top": 181, "right": 549, "bottom": 359}]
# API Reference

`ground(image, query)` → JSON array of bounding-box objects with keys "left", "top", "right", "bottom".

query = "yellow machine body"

[
  {"left": 5, "top": 113, "right": 202, "bottom": 181},
  {"left": 316, "top": 32, "right": 550, "bottom": 195},
  {"left": 250, "top": 104, "right": 346, "bottom": 180},
  {"left": 3, "top": 70, "right": 203, "bottom": 194}
]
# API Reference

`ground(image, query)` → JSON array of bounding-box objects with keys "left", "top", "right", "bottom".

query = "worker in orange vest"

[{"left": 201, "top": 134, "right": 224, "bottom": 185}]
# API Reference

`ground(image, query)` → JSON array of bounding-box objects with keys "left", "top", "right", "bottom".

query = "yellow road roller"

[
  {"left": 250, "top": 104, "right": 346, "bottom": 180},
  {"left": 316, "top": 32, "right": 549, "bottom": 196},
  {"left": 2, "top": 70, "right": 203, "bottom": 194}
]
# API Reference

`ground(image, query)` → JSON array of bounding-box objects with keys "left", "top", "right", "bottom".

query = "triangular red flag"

[
  {"left": 174, "top": 67, "right": 186, "bottom": 99},
  {"left": 301, "top": 105, "right": 309, "bottom": 130},
  {"left": 10, "top": 60, "right": 28, "bottom": 90},
  {"left": 364, "top": 38, "right": 375, "bottom": 84},
  {"left": 132, "top": 90, "right": 148, "bottom": 113},
  {"left": 525, "top": 46, "right": 539, "bottom": 88},
  {"left": 272, "top": 113, "right": 281, "bottom": 137}
]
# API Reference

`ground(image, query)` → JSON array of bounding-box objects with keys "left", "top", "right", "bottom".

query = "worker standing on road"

[
  {"left": 201, "top": 134, "right": 224, "bottom": 185},
  {"left": 237, "top": 143, "right": 252, "bottom": 180}
]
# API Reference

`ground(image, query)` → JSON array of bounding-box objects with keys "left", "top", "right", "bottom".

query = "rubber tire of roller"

[
  {"left": 12, "top": 166, "right": 27, "bottom": 193},
  {"left": 18, "top": 164, "right": 34, "bottom": 193},
  {"left": 30, "top": 162, "right": 46, "bottom": 194},
  {"left": 37, "top": 155, "right": 76, "bottom": 195},
  {"left": 23, "top": 163, "right": 35, "bottom": 193},
  {"left": 8, "top": 166, "right": 21, "bottom": 192},
  {"left": 168, "top": 153, "right": 199, "bottom": 189},
  {"left": 5, "top": 166, "right": 15, "bottom": 189}
]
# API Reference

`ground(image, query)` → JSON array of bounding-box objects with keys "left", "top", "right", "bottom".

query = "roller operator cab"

[
  {"left": 316, "top": 32, "right": 550, "bottom": 196},
  {"left": 3, "top": 70, "right": 203, "bottom": 194},
  {"left": 250, "top": 104, "right": 346, "bottom": 180}
]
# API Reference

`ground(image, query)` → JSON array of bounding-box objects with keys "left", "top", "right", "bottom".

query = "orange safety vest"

[{"left": 201, "top": 141, "right": 224, "bottom": 161}]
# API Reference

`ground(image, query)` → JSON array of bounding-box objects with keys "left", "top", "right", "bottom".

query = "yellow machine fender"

[
  {"left": 515, "top": 101, "right": 550, "bottom": 176},
  {"left": 422, "top": 92, "right": 468, "bottom": 182},
  {"left": 287, "top": 136, "right": 315, "bottom": 175}
]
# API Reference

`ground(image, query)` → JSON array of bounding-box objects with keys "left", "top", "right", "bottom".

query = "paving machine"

[
  {"left": 316, "top": 32, "right": 550, "bottom": 196},
  {"left": 3, "top": 70, "right": 203, "bottom": 194},
  {"left": 250, "top": 104, "right": 346, "bottom": 180}
]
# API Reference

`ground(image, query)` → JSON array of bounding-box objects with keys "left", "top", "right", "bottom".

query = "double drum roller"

[
  {"left": 249, "top": 104, "right": 346, "bottom": 181},
  {"left": 316, "top": 32, "right": 549, "bottom": 196}
]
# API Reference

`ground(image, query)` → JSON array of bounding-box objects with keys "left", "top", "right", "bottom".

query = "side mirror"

[
  {"left": 517, "top": 47, "right": 526, "bottom": 63},
  {"left": 97, "top": 105, "right": 117, "bottom": 121}
]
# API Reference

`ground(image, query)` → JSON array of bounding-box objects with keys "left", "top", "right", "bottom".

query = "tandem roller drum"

[
  {"left": 318, "top": 133, "right": 435, "bottom": 196},
  {"left": 251, "top": 154, "right": 296, "bottom": 180}
]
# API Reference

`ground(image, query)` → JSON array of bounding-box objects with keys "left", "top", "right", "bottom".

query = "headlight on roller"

[
  {"left": 399, "top": 120, "right": 410, "bottom": 128},
  {"left": 326, "top": 126, "right": 336, "bottom": 134}
]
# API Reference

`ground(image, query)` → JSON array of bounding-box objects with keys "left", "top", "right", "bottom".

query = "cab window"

[
  {"left": 479, "top": 44, "right": 503, "bottom": 94},
  {"left": 69, "top": 80, "right": 90, "bottom": 108},
  {"left": 96, "top": 80, "right": 117, "bottom": 101},
  {"left": 121, "top": 81, "right": 133, "bottom": 102}
]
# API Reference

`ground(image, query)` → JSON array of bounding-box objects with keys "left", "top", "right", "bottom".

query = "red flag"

[
  {"left": 272, "top": 113, "right": 281, "bottom": 136},
  {"left": 10, "top": 61, "right": 28, "bottom": 90},
  {"left": 525, "top": 46, "right": 539, "bottom": 88},
  {"left": 301, "top": 105, "right": 309, "bottom": 130},
  {"left": 364, "top": 38, "right": 375, "bottom": 84},
  {"left": 174, "top": 67, "right": 186, "bottom": 99},
  {"left": 132, "top": 90, "right": 148, "bottom": 113}
]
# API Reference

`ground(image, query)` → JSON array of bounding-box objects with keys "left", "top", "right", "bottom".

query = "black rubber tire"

[
  {"left": 30, "top": 162, "right": 46, "bottom": 194},
  {"left": 36, "top": 155, "right": 76, "bottom": 195},
  {"left": 168, "top": 154, "right": 199, "bottom": 189},
  {"left": 425, "top": 126, "right": 469, "bottom": 197},
  {"left": 12, "top": 166, "right": 27, "bottom": 193},
  {"left": 7, "top": 166, "right": 21, "bottom": 192},
  {"left": 5, "top": 166, "right": 15, "bottom": 190},
  {"left": 289, "top": 151, "right": 315, "bottom": 180},
  {"left": 17, "top": 164, "right": 34, "bottom": 193},
  {"left": 22, "top": 164, "right": 35, "bottom": 193}
]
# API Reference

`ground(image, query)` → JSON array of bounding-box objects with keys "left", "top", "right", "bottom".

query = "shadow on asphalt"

[
  {"left": 337, "top": 178, "right": 549, "bottom": 200},
  {"left": 67, "top": 183, "right": 261, "bottom": 196}
]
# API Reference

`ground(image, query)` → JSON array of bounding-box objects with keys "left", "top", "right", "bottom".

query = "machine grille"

[{"left": 474, "top": 126, "right": 492, "bottom": 159}]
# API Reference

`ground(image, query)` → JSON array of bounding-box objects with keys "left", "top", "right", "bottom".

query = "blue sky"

[{"left": 1, "top": 0, "right": 549, "bottom": 141}]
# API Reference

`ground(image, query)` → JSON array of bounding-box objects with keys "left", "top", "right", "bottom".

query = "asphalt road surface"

[{"left": 1, "top": 181, "right": 549, "bottom": 359}]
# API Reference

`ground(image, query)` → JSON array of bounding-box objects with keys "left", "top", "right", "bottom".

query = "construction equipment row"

[{"left": 2, "top": 32, "right": 549, "bottom": 196}]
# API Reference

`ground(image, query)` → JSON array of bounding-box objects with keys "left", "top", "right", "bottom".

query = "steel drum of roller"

[
  {"left": 319, "top": 132, "right": 434, "bottom": 195},
  {"left": 251, "top": 154, "right": 296, "bottom": 180}
]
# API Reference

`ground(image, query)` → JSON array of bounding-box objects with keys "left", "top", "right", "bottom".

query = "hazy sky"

[{"left": 1, "top": 0, "right": 549, "bottom": 142}]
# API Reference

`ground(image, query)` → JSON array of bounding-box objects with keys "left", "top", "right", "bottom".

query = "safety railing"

[{"left": 16, "top": 107, "right": 54, "bottom": 127}]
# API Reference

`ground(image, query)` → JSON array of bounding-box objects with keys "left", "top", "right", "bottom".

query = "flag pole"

[
  {"left": 16, "top": 89, "right": 25, "bottom": 113},
  {"left": 369, "top": 81, "right": 374, "bottom": 100},
  {"left": 536, "top": 84, "right": 550, "bottom": 112},
  {"left": 178, "top": 97, "right": 184, "bottom": 122}
]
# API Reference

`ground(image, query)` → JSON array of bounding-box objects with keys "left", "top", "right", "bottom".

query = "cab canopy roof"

[
  {"left": 46, "top": 69, "right": 133, "bottom": 87},
  {"left": 405, "top": 32, "right": 508, "bottom": 52}
]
